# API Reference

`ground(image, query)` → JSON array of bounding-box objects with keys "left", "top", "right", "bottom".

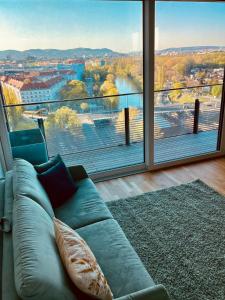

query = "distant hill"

[
  {"left": 156, "top": 46, "right": 225, "bottom": 55},
  {"left": 1, "top": 46, "right": 225, "bottom": 60},
  {"left": 0, "top": 48, "right": 125, "bottom": 60}
]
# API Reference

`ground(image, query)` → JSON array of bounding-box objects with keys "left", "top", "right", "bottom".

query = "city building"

[
  {"left": 57, "top": 59, "right": 85, "bottom": 80},
  {"left": 0, "top": 69, "right": 77, "bottom": 104},
  {"left": 1, "top": 75, "right": 66, "bottom": 104}
]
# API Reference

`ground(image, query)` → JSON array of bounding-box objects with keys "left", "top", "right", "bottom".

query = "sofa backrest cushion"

[
  {"left": 13, "top": 159, "right": 54, "bottom": 218},
  {"left": 34, "top": 154, "right": 62, "bottom": 173},
  {"left": 37, "top": 160, "right": 77, "bottom": 209},
  {"left": 13, "top": 196, "right": 76, "bottom": 300}
]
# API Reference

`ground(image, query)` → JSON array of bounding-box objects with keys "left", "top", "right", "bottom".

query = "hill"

[
  {"left": 156, "top": 46, "right": 225, "bottom": 55},
  {"left": 0, "top": 48, "right": 124, "bottom": 60}
]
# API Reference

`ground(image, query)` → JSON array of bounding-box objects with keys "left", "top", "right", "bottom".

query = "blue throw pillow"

[
  {"left": 37, "top": 160, "right": 77, "bottom": 208},
  {"left": 34, "top": 154, "right": 62, "bottom": 173}
]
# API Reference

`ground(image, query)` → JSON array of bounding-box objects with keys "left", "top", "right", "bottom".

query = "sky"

[
  {"left": 0, "top": 0, "right": 142, "bottom": 52},
  {"left": 0, "top": 1, "right": 225, "bottom": 52},
  {"left": 156, "top": 1, "right": 225, "bottom": 50}
]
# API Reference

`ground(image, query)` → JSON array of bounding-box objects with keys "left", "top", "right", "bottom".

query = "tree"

[
  {"left": 156, "top": 65, "right": 165, "bottom": 90},
  {"left": 60, "top": 80, "right": 88, "bottom": 100},
  {"left": 169, "top": 82, "right": 186, "bottom": 102},
  {"left": 45, "top": 106, "right": 81, "bottom": 131},
  {"left": 195, "top": 71, "right": 206, "bottom": 82},
  {"left": 100, "top": 73, "right": 119, "bottom": 110},
  {"left": 80, "top": 102, "right": 89, "bottom": 112},
  {"left": 211, "top": 85, "right": 222, "bottom": 98},
  {"left": 1, "top": 82, "right": 25, "bottom": 130}
]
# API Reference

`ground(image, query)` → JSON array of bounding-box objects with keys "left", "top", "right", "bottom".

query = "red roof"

[
  {"left": 65, "top": 59, "right": 85, "bottom": 64},
  {"left": 7, "top": 78, "right": 24, "bottom": 89},
  {"left": 2, "top": 75, "right": 64, "bottom": 91},
  {"left": 20, "top": 76, "right": 63, "bottom": 91},
  {"left": 38, "top": 70, "right": 58, "bottom": 76}
]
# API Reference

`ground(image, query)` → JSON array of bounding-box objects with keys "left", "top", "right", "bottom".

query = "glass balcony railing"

[
  {"left": 154, "top": 84, "right": 223, "bottom": 163},
  {"left": 2, "top": 83, "right": 223, "bottom": 173},
  {"left": 3, "top": 93, "right": 144, "bottom": 173}
]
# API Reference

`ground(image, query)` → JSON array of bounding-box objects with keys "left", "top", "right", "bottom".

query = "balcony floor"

[
  {"left": 57, "top": 130, "right": 218, "bottom": 173},
  {"left": 155, "top": 130, "right": 218, "bottom": 164}
]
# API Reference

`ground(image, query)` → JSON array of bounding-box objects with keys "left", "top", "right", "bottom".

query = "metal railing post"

[
  {"left": 193, "top": 99, "right": 200, "bottom": 134},
  {"left": 38, "top": 118, "right": 46, "bottom": 140},
  {"left": 124, "top": 107, "right": 130, "bottom": 145}
]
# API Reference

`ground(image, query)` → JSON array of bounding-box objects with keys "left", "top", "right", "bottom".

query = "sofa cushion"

[
  {"left": 37, "top": 160, "right": 77, "bottom": 208},
  {"left": 54, "top": 218, "right": 113, "bottom": 300},
  {"left": 54, "top": 178, "right": 113, "bottom": 229},
  {"left": 13, "top": 159, "right": 54, "bottom": 217},
  {"left": 34, "top": 154, "right": 62, "bottom": 173},
  {"left": 13, "top": 196, "right": 76, "bottom": 300},
  {"left": 77, "top": 219, "right": 155, "bottom": 299}
]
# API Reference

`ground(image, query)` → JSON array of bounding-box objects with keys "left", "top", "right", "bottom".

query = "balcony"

[{"left": 2, "top": 84, "right": 222, "bottom": 173}]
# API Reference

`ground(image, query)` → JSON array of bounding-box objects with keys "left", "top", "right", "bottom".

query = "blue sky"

[
  {"left": 0, "top": 1, "right": 225, "bottom": 52},
  {"left": 156, "top": 1, "right": 225, "bottom": 50},
  {"left": 0, "top": 0, "right": 142, "bottom": 52}
]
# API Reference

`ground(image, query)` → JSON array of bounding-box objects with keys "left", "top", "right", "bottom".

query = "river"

[
  {"left": 115, "top": 77, "right": 143, "bottom": 109},
  {"left": 115, "top": 77, "right": 171, "bottom": 129}
]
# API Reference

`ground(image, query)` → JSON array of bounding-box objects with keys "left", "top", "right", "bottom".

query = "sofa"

[{"left": 0, "top": 158, "right": 170, "bottom": 300}]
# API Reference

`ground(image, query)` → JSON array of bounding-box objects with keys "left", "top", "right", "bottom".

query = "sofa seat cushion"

[
  {"left": 13, "top": 159, "right": 54, "bottom": 218},
  {"left": 77, "top": 219, "right": 155, "bottom": 299},
  {"left": 13, "top": 196, "right": 76, "bottom": 300},
  {"left": 54, "top": 178, "right": 113, "bottom": 229}
]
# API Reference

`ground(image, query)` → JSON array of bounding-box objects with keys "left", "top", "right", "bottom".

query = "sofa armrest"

[
  {"left": 115, "top": 285, "right": 170, "bottom": 300},
  {"left": 68, "top": 165, "right": 89, "bottom": 181}
]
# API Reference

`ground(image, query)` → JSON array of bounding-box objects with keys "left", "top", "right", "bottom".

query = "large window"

[
  {"left": 1, "top": 0, "right": 225, "bottom": 177},
  {"left": 0, "top": 0, "right": 143, "bottom": 174},
  {"left": 154, "top": 1, "right": 225, "bottom": 163}
]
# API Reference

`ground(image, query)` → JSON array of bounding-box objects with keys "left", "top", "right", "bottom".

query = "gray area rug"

[{"left": 107, "top": 180, "right": 225, "bottom": 300}]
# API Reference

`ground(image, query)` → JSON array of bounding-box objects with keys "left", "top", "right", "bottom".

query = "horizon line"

[{"left": 1, "top": 45, "right": 225, "bottom": 54}]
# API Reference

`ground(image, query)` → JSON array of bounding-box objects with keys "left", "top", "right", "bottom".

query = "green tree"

[
  {"left": 60, "top": 80, "right": 88, "bottom": 100},
  {"left": 80, "top": 102, "right": 89, "bottom": 112},
  {"left": 1, "top": 82, "right": 25, "bottom": 130},
  {"left": 100, "top": 74, "right": 119, "bottom": 110},
  {"left": 211, "top": 85, "right": 222, "bottom": 98},
  {"left": 169, "top": 82, "right": 186, "bottom": 102},
  {"left": 156, "top": 65, "right": 165, "bottom": 90},
  {"left": 45, "top": 106, "right": 81, "bottom": 131}
]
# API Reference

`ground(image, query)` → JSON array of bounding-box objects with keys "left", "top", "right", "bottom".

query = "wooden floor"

[{"left": 96, "top": 157, "right": 225, "bottom": 202}]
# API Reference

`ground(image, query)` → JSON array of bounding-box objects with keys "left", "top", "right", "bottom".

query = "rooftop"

[{"left": 1, "top": 74, "right": 65, "bottom": 91}]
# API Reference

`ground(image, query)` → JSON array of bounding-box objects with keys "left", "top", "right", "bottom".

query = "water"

[
  {"left": 115, "top": 77, "right": 170, "bottom": 129},
  {"left": 115, "top": 77, "right": 143, "bottom": 109}
]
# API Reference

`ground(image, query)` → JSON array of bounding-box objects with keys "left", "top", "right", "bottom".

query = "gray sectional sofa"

[{"left": 0, "top": 159, "right": 170, "bottom": 300}]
